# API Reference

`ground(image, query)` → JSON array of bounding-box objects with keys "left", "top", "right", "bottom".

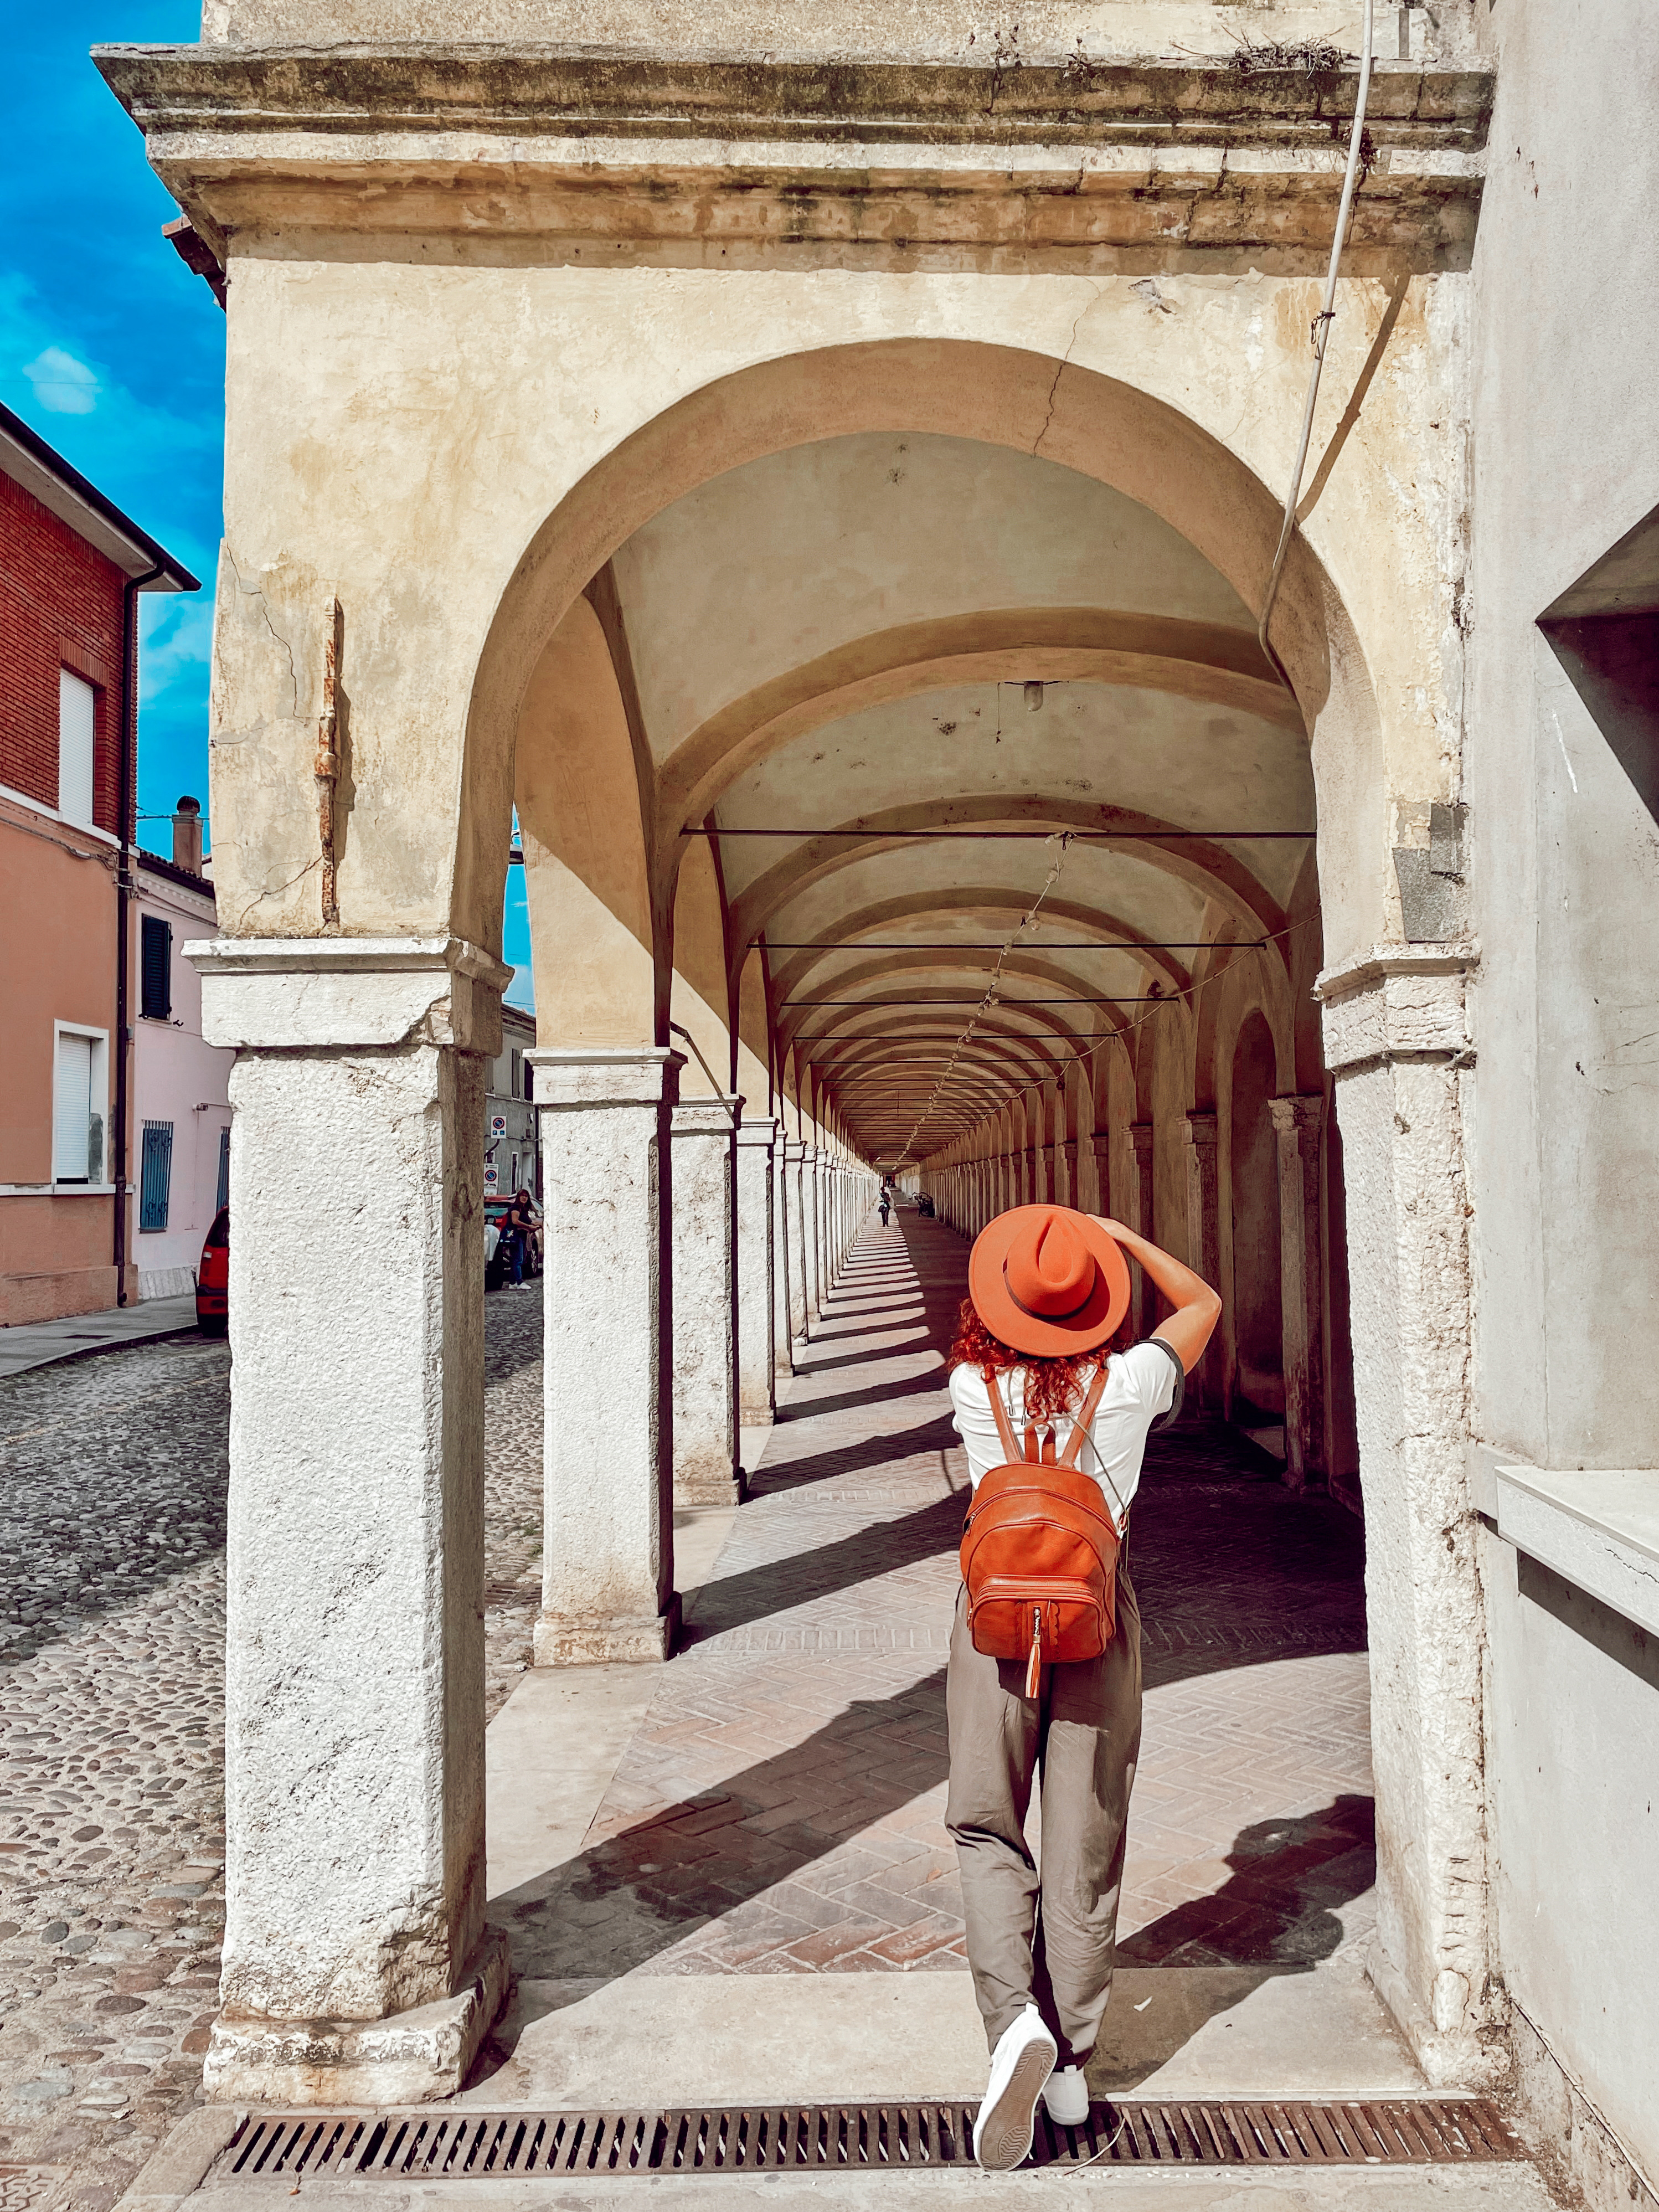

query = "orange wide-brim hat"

[{"left": 967, "top": 1205, "right": 1131, "bottom": 1359}]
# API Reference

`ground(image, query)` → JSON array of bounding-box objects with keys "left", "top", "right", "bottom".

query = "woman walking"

[{"left": 945, "top": 1203, "right": 1220, "bottom": 2169}]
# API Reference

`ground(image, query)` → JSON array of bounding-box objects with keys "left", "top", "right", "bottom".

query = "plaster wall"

[
  {"left": 132, "top": 867, "right": 232, "bottom": 1290},
  {"left": 202, "top": 258, "right": 1462, "bottom": 969},
  {"left": 1466, "top": 0, "right": 1659, "bottom": 1471},
  {"left": 1480, "top": 1527, "right": 1659, "bottom": 2185},
  {"left": 1464, "top": 1, "right": 1659, "bottom": 2178},
  {"left": 196, "top": 0, "right": 1475, "bottom": 64},
  {"left": 0, "top": 804, "right": 123, "bottom": 1323}
]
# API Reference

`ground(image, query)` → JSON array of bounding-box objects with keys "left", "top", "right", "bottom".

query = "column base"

[
  {"left": 675, "top": 1466, "right": 746, "bottom": 1506},
  {"left": 1366, "top": 1935, "right": 1507, "bottom": 2090},
  {"left": 533, "top": 1593, "right": 682, "bottom": 1666},
  {"left": 203, "top": 1926, "right": 509, "bottom": 2107},
  {"left": 739, "top": 1402, "right": 775, "bottom": 1428}
]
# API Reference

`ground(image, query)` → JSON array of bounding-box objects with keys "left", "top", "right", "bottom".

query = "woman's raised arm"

[{"left": 1091, "top": 1217, "right": 1221, "bottom": 1375}]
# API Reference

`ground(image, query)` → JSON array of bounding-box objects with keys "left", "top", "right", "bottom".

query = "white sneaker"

[
  {"left": 973, "top": 2005, "right": 1057, "bottom": 2171},
  {"left": 1042, "top": 2065, "right": 1090, "bottom": 2127}
]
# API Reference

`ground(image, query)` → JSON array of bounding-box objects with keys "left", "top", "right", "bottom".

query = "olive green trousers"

[{"left": 944, "top": 1565, "right": 1142, "bottom": 2065}]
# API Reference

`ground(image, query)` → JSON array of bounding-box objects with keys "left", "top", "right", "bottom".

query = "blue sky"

[{"left": 4, "top": 7, "right": 534, "bottom": 1005}]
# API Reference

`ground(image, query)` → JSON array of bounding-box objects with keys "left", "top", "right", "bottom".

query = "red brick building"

[{"left": 0, "top": 402, "right": 197, "bottom": 1325}]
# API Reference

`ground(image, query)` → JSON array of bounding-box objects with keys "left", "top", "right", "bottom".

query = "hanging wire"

[
  {"left": 893, "top": 832, "right": 1074, "bottom": 1169},
  {"left": 1256, "top": 0, "right": 1375, "bottom": 679}
]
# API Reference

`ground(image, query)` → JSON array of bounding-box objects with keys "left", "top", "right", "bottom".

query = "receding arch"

[{"left": 464, "top": 337, "right": 1382, "bottom": 972}]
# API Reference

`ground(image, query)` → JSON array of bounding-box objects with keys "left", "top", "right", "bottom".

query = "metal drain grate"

[{"left": 215, "top": 2099, "right": 1521, "bottom": 2180}]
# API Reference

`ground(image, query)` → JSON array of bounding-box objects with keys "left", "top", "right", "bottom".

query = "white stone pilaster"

[
  {"left": 772, "top": 1126, "right": 794, "bottom": 1381},
  {"left": 1183, "top": 1109, "right": 1223, "bottom": 1410},
  {"left": 736, "top": 1116, "right": 777, "bottom": 1429},
  {"left": 803, "top": 1148, "right": 822, "bottom": 1319},
  {"left": 1317, "top": 948, "right": 1493, "bottom": 2087},
  {"left": 671, "top": 1095, "right": 741, "bottom": 1506},
  {"left": 186, "top": 934, "right": 510, "bottom": 2106},
  {"left": 532, "top": 1046, "right": 683, "bottom": 1666},
  {"left": 1269, "top": 1093, "right": 1329, "bottom": 1490},
  {"left": 785, "top": 1138, "right": 808, "bottom": 1344}
]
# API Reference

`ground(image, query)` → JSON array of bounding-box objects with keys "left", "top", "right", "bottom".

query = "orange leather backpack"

[{"left": 959, "top": 1363, "right": 1124, "bottom": 1696}]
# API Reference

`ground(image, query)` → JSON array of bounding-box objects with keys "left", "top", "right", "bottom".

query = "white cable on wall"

[{"left": 1256, "top": 0, "right": 1377, "bottom": 677}]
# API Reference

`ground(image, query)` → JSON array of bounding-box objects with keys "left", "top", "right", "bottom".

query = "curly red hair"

[{"left": 946, "top": 1299, "right": 1132, "bottom": 1424}]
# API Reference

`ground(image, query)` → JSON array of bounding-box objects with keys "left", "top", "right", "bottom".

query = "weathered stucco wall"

[
  {"left": 1466, "top": 0, "right": 1659, "bottom": 2191},
  {"left": 199, "top": 258, "right": 1464, "bottom": 964}
]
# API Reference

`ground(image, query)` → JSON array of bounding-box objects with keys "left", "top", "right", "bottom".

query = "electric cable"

[{"left": 1256, "top": 0, "right": 1375, "bottom": 681}]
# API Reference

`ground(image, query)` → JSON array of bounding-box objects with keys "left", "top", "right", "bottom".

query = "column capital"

[
  {"left": 1314, "top": 946, "right": 1476, "bottom": 1077},
  {"left": 1182, "top": 1110, "right": 1219, "bottom": 1151},
  {"left": 187, "top": 932, "right": 511, "bottom": 1054},
  {"left": 784, "top": 1137, "right": 807, "bottom": 1162},
  {"left": 1091, "top": 1132, "right": 1112, "bottom": 1159},
  {"left": 1129, "top": 1121, "right": 1155, "bottom": 1161},
  {"left": 736, "top": 1114, "right": 779, "bottom": 1146},
  {"left": 1269, "top": 1092, "right": 1327, "bottom": 1138},
  {"left": 529, "top": 1046, "right": 684, "bottom": 1108}
]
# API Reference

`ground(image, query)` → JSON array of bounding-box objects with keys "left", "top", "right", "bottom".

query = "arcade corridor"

[{"left": 473, "top": 1207, "right": 1397, "bottom": 2107}]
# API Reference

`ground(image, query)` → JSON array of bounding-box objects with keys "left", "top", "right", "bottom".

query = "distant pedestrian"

[
  {"left": 879, "top": 1190, "right": 892, "bottom": 1227},
  {"left": 504, "top": 1187, "right": 541, "bottom": 1288},
  {"left": 946, "top": 1203, "right": 1219, "bottom": 2169}
]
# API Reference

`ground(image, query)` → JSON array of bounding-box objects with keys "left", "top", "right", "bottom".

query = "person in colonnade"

[{"left": 945, "top": 1203, "right": 1220, "bottom": 2170}]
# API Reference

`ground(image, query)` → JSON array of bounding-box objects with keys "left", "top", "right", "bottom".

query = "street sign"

[
  {"left": 490, "top": 1114, "right": 507, "bottom": 1136},
  {"left": 484, "top": 1164, "right": 499, "bottom": 1191}
]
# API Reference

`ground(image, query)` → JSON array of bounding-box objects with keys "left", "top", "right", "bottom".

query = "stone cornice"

[
  {"left": 1315, "top": 944, "right": 1477, "bottom": 1076},
  {"left": 186, "top": 932, "right": 513, "bottom": 1052},
  {"left": 95, "top": 48, "right": 1492, "bottom": 149},
  {"left": 95, "top": 45, "right": 1491, "bottom": 267}
]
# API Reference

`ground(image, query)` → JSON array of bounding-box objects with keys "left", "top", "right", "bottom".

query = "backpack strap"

[
  {"left": 984, "top": 1370, "right": 1033, "bottom": 1465},
  {"left": 1058, "top": 1361, "right": 1112, "bottom": 1468}
]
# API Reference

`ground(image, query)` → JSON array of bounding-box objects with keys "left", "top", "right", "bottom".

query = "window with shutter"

[
  {"left": 58, "top": 670, "right": 96, "bottom": 828},
  {"left": 140, "top": 1122, "right": 174, "bottom": 1232},
  {"left": 141, "top": 915, "right": 173, "bottom": 1020},
  {"left": 53, "top": 1031, "right": 99, "bottom": 1182}
]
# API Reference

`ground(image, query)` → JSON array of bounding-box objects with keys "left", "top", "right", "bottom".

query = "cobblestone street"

[{"left": 0, "top": 1291, "right": 544, "bottom": 2212}]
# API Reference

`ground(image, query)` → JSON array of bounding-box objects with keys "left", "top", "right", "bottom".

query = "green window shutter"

[{"left": 141, "top": 915, "right": 172, "bottom": 1020}]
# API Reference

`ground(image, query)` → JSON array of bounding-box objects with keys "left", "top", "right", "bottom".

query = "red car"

[{"left": 197, "top": 1207, "right": 229, "bottom": 1337}]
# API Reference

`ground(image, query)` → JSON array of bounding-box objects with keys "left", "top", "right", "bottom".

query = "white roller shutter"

[
  {"left": 54, "top": 1031, "right": 95, "bottom": 1181},
  {"left": 58, "top": 669, "right": 96, "bottom": 828}
]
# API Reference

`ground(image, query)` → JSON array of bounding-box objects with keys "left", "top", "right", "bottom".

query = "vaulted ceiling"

[{"left": 607, "top": 430, "right": 1315, "bottom": 1162}]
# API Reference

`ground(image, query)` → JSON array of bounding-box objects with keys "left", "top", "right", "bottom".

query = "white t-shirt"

[{"left": 947, "top": 1341, "right": 1182, "bottom": 1528}]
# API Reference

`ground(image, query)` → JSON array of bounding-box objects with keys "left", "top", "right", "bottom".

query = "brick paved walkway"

[{"left": 503, "top": 1212, "right": 1374, "bottom": 1999}]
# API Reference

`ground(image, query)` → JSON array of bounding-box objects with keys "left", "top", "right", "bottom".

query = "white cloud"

[
  {"left": 138, "top": 595, "right": 215, "bottom": 704},
  {"left": 23, "top": 344, "right": 100, "bottom": 415},
  {"left": 505, "top": 963, "right": 536, "bottom": 1012}
]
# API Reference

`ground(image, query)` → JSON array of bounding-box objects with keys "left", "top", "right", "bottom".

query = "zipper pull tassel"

[{"left": 1025, "top": 1606, "right": 1043, "bottom": 1700}]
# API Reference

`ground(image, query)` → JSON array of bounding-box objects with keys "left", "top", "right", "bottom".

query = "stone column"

[
  {"left": 1091, "top": 1134, "right": 1112, "bottom": 1220},
  {"left": 736, "top": 1115, "right": 777, "bottom": 1430},
  {"left": 1030, "top": 1145, "right": 1048, "bottom": 1205},
  {"left": 785, "top": 1138, "right": 808, "bottom": 1344},
  {"left": 813, "top": 1150, "right": 830, "bottom": 1308},
  {"left": 1317, "top": 950, "right": 1493, "bottom": 2087},
  {"left": 188, "top": 934, "right": 511, "bottom": 2106},
  {"left": 1127, "top": 1122, "right": 1156, "bottom": 1339},
  {"left": 1183, "top": 1111, "right": 1222, "bottom": 1409},
  {"left": 1060, "top": 1138, "right": 1079, "bottom": 1209},
  {"left": 534, "top": 1045, "right": 683, "bottom": 1665},
  {"left": 772, "top": 1126, "right": 794, "bottom": 1383},
  {"left": 1270, "top": 1094, "right": 1328, "bottom": 1491},
  {"left": 671, "top": 1095, "right": 741, "bottom": 1506}
]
